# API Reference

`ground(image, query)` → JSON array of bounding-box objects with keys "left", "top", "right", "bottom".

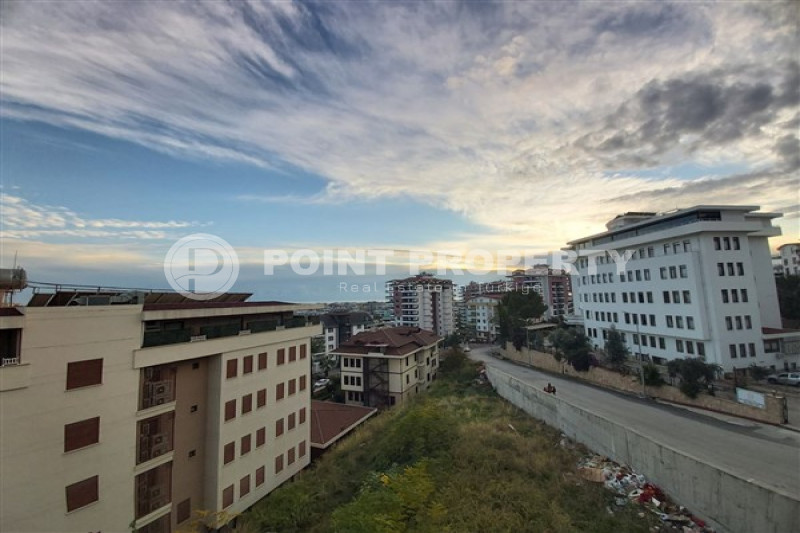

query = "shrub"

[{"left": 642, "top": 363, "right": 664, "bottom": 386}]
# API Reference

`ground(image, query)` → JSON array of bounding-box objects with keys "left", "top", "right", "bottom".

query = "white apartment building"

[
  {"left": 777, "top": 243, "right": 800, "bottom": 276},
  {"left": 387, "top": 275, "right": 455, "bottom": 336},
  {"left": 333, "top": 327, "right": 440, "bottom": 408},
  {"left": 566, "top": 206, "right": 798, "bottom": 372},
  {"left": 0, "top": 290, "right": 320, "bottom": 533},
  {"left": 465, "top": 295, "right": 501, "bottom": 342}
]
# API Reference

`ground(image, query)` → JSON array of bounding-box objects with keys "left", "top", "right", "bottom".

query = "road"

[{"left": 468, "top": 346, "right": 800, "bottom": 498}]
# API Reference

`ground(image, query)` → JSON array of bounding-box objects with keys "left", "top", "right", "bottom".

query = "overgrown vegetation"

[
  {"left": 667, "top": 358, "right": 720, "bottom": 398},
  {"left": 243, "top": 348, "right": 656, "bottom": 533},
  {"left": 642, "top": 363, "right": 665, "bottom": 387},
  {"left": 549, "top": 327, "right": 594, "bottom": 371},
  {"left": 604, "top": 326, "right": 629, "bottom": 369}
]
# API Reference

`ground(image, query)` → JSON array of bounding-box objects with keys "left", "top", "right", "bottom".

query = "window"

[
  {"left": 241, "top": 434, "right": 251, "bottom": 455},
  {"left": 714, "top": 237, "right": 721, "bottom": 250},
  {"left": 669, "top": 266, "right": 677, "bottom": 279},
  {"left": 288, "top": 413, "right": 296, "bottom": 431},
  {"left": 687, "top": 317, "right": 695, "bottom": 330},
  {"left": 242, "top": 394, "right": 253, "bottom": 415},
  {"left": 682, "top": 291, "right": 691, "bottom": 304},
  {"left": 739, "top": 343, "right": 746, "bottom": 358},
  {"left": 718, "top": 263, "right": 725, "bottom": 276},
  {"left": 721, "top": 289, "right": 729, "bottom": 303},
  {"left": 66, "top": 359, "right": 103, "bottom": 390},
  {"left": 65, "top": 475, "right": 99, "bottom": 512},
  {"left": 659, "top": 337, "right": 666, "bottom": 350},
  {"left": 624, "top": 313, "right": 630, "bottom": 324},
  {"left": 676, "top": 316, "right": 683, "bottom": 329},
  {"left": 635, "top": 270, "right": 642, "bottom": 282},
  {"left": 299, "top": 441, "right": 307, "bottom": 458},
  {"left": 299, "top": 375, "right": 307, "bottom": 391},
  {"left": 660, "top": 266, "right": 667, "bottom": 279},
  {"left": 647, "top": 292, "right": 653, "bottom": 303},
  {"left": 240, "top": 475, "right": 251, "bottom": 497},
  {"left": 620, "top": 273, "right": 626, "bottom": 282},
  {"left": 243, "top": 355, "right": 253, "bottom": 374},
  {"left": 679, "top": 265, "right": 688, "bottom": 278},
  {"left": 649, "top": 336, "right": 656, "bottom": 348},
  {"left": 749, "top": 343, "right": 756, "bottom": 358},
  {"left": 640, "top": 314, "right": 647, "bottom": 326},
  {"left": 730, "top": 344, "right": 738, "bottom": 358},
  {"left": 300, "top": 344, "right": 307, "bottom": 359},
  {"left": 257, "top": 389, "right": 266, "bottom": 408},
  {"left": 727, "top": 263, "right": 735, "bottom": 276},
  {"left": 276, "top": 382, "right": 285, "bottom": 400},
  {"left": 745, "top": 316, "right": 752, "bottom": 329},
  {"left": 649, "top": 314, "right": 656, "bottom": 326},
  {"left": 222, "top": 485, "right": 234, "bottom": 508},
  {"left": 726, "top": 317, "right": 733, "bottom": 330},
  {"left": 672, "top": 290, "right": 680, "bottom": 303},
  {"left": 676, "top": 340, "right": 684, "bottom": 353},
  {"left": 632, "top": 334, "right": 639, "bottom": 345},
  {"left": 225, "top": 400, "right": 236, "bottom": 421},
  {"left": 277, "top": 349, "right": 286, "bottom": 365},
  {"left": 256, "top": 466, "right": 266, "bottom": 486},
  {"left": 723, "top": 237, "right": 731, "bottom": 250},
  {"left": 275, "top": 454, "right": 284, "bottom": 474},
  {"left": 276, "top": 418, "right": 284, "bottom": 437},
  {"left": 64, "top": 417, "right": 100, "bottom": 452},
  {"left": 224, "top": 442, "right": 235, "bottom": 464},
  {"left": 697, "top": 343, "right": 705, "bottom": 357},
  {"left": 735, "top": 316, "right": 743, "bottom": 330},
  {"left": 666, "top": 316, "right": 674, "bottom": 328},
  {"left": 683, "top": 240, "right": 691, "bottom": 252},
  {"left": 177, "top": 498, "right": 191, "bottom": 524},
  {"left": 623, "top": 293, "right": 628, "bottom": 303},
  {"left": 256, "top": 427, "right": 266, "bottom": 447},
  {"left": 644, "top": 269, "right": 651, "bottom": 281},
  {"left": 299, "top": 407, "right": 307, "bottom": 424},
  {"left": 733, "top": 236, "right": 740, "bottom": 250},
  {"left": 288, "top": 378, "right": 296, "bottom": 395},
  {"left": 258, "top": 352, "right": 268, "bottom": 370},
  {"left": 288, "top": 447, "right": 296, "bottom": 465},
  {"left": 686, "top": 341, "right": 694, "bottom": 354},
  {"left": 741, "top": 289, "right": 748, "bottom": 302},
  {"left": 638, "top": 292, "right": 644, "bottom": 303},
  {"left": 673, "top": 243, "right": 680, "bottom": 254},
  {"left": 737, "top": 262, "right": 744, "bottom": 276},
  {"left": 226, "top": 359, "right": 238, "bottom": 379},
  {"left": 663, "top": 291, "right": 670, "bottom": 304},
  {"left": 289, "top": 346, "right": 297, "bottom": 362},
  {"left": 664, "top": 243, "right": 670, "bottom": 255}
]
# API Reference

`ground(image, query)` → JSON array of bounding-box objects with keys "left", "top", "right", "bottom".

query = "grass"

[{"left": 244, "top": 350, "right": 658, "bottom": 533}]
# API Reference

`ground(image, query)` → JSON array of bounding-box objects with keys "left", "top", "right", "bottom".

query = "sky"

[{"left": 1, "top": 0, "right": 798, "bottom": 302}]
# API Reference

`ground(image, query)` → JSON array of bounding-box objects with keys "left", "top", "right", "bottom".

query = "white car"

[
  {"left": 766, "top": 372, "right": 800, "bottom": 386},
  {"left": 314, "top": 378, "right": 331, "bottom": 389}
]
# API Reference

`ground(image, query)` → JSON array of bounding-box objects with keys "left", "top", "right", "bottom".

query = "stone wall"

[
  {"left": 486, "top": 365, "right": 800, "bottom": 533},
  {"left": 500, "top": 344, "right": 787, "bottom": 425}
]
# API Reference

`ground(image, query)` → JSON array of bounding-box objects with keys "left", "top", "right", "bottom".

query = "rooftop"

[
  {"left": 310, "top": 400, "right": 377, "bottom": 449},
  {"left": 334, "top": 326, "right": 441, "bottom": 356}
]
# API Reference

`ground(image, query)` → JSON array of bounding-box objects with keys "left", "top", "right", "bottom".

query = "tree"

[
  {"left": 442, "top": 332, "right": 462, "bottom": 349},
  {"left": 549, "top": 327, "right": 592, "bottom": 371},
  {"left": 604, "top": 326, "right": 629, "bottom": 369},
  {"left": 642, "top": 363, "right": 664, "bottom": 386},
  {"left": 776, "top": 275, "right": 800, "bottom": 320},
  {"left": 666, "top": 358, "right": 720, "bottom": 398},
  {"left": 496, "top": 291, "right": 547, "bottom": 347},
  {"left": 311, "top": 336, "right": 326, "bottom": 354}
]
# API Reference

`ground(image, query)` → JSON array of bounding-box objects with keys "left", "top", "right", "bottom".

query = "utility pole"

[{"left": 635, "top": 318, "right": 645, "bottom": 397}]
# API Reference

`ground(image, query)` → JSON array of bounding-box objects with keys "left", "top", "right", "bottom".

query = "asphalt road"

[{"left": 468, "top": 346, "right": 800, "bottom": 498}]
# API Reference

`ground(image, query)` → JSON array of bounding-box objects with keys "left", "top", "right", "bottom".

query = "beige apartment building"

[
  {"left": 0, "top": 290, "right": 320, "bottom": 533},
  {"left": 334, "top": 327, "right": 441, "bottom": 408}
]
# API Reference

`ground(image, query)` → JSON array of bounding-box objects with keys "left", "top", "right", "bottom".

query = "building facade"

[
  {"left": 333, "top": 327, "right": 440, "bottom": 408},
  {"left": 387, "top": 275, "right": 455, "bottom": 336},
  {"left": 566, "top": 206, "right": 796, "bottom": 371},
  {"left": 508, "top": 266, "right": 573, "bottom": 319},
  {"left": 465, "top": 295, "right": 501, "bottom": 342},
  {"left": 777, "top": 243, "right": 800, "bottom": 277},
  {"left": 0, "top": 291, "right": 320, "bottom": 533}
]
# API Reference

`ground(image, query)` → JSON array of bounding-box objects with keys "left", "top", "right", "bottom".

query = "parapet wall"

[
  {"left": 486, "top": 365, "right": 799, "bottom": 533},
  {"left": 501, "top": 344, "right": 786, "bottom": 425}
]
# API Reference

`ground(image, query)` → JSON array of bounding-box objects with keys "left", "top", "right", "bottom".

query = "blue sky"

[{"left": 1, "top": 1, "right": 798, "bottom": 301}]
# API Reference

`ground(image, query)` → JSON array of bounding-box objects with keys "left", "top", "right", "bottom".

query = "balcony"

[
  {"left": 137, "top": 412, "right": 175, "bottom": 464},
  {"left": 142, "top": 316, "right": 319, "bottom": 348},
  {"left": 140, "top": 367, "right": 176, "bottom": 410},
  {"left": 135, "top": 462, "right": 172, "bottom": 519}
]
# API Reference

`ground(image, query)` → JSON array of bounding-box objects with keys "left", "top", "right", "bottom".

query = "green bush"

[{"left": 642, "top": 364, "right": 664, "bottom": 386}]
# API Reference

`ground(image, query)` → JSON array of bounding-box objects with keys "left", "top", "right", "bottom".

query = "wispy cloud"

[{"left": 1, "top": 0, "right": 798, "bottom": 253}]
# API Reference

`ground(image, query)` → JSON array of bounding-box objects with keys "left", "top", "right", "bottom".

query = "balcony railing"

[{"left": 142, "top": 317, "right": 318, "bottom": 348}]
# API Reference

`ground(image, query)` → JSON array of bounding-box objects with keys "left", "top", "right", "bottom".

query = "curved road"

[{"left": 469, "top": 346, "right": 800, "bottom": 498}]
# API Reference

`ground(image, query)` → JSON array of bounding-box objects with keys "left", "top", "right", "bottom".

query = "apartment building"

[
  {"left": 778, "top": 243, "right": 800, "bottom": 276},
  {"left": 319, "top": 311, "right": 372, "bottom": 355},
  {"left": 566, "top": 206, "right": 798, "bottom": 372},
  {"left": 508, "top": 266, "right": 574, "bottom": 319},
  {"left": 333, "top": 327, "right": 441, "bottom": 408},
  {"left": 465, "top": 295, "right": 502, "bottom": 342},
  {"left": 0, "top": 289, "right": 320, "bottom": 533},
  {"left": 387, "top": 274, "right": 455, "bottom": 336}
]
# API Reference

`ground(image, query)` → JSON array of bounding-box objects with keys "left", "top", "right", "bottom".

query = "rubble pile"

[{"left": 577, "top": 454, "right": 714, "bottom": 532}]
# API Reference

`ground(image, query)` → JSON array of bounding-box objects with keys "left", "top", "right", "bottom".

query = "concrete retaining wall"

[
  {"left": 502, "top": 344, "right": 787, "bottom": 425},
  {"left": 486, "top": 365, "right": 800, "bottom": 533}
]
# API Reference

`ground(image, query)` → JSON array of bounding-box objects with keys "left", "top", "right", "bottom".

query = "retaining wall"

[
  {"left": 502, "top": 344, "right": 787, "bottom": 424},
  {"left": 486, "top": 365, "right": 800, "bottom": 533}
]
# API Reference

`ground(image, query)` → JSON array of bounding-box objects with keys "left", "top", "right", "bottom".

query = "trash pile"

[{"left": 577, "top": 454, "right": 714, "bottom": 532}]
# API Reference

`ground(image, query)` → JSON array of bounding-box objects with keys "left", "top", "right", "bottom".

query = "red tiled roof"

[
  {"left": 334, "top": 326, "right": 441, "bottom": 356},
  {"left": 310, "top": 400, "right": 377, "bottom": 448}
]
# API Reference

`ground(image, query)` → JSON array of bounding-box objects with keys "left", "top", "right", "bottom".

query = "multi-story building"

[
  {"left": 387, "top": 274, "right": 455, "bottom": 336},
  {"left": 0, "top": 288, "right": 320, "bottom": 533},
  {"left": 565, "top": 206, "right": 798, "bottom": 371},
  {"left": 333, "top": 327, "right": 441, "bottom": 408},
  {"left": 777, "top": 243, "right": 800, "bottom": 276},
  {"left": 508, "top": 266, "right": 573, "bottom": 319},
  {"left": 319, "top": 311, "right": 372, "bottom": 355},
  {"left": 465, "top": 295, "right": 502, "bottom": 342}
]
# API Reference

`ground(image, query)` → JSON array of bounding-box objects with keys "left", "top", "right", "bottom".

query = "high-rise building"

[
  {"left": 386, "top": 274, "right": 455, "bottom": 336},
  {"left": 777, "top": 243, "right": 800, "bottom": 277},
  {"left": 0, "top": 289, "right": 320, "bottom": 533},
  {"left": 566, "top": 206, "right": 799, "bottom": 371},
  {"left": 507, "top": 266, "right": 573, "bottom": 319}
]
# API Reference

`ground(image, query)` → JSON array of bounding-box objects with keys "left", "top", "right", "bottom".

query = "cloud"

[{"left": 1, "top": 0, "right": 798, "bottom": 256}]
